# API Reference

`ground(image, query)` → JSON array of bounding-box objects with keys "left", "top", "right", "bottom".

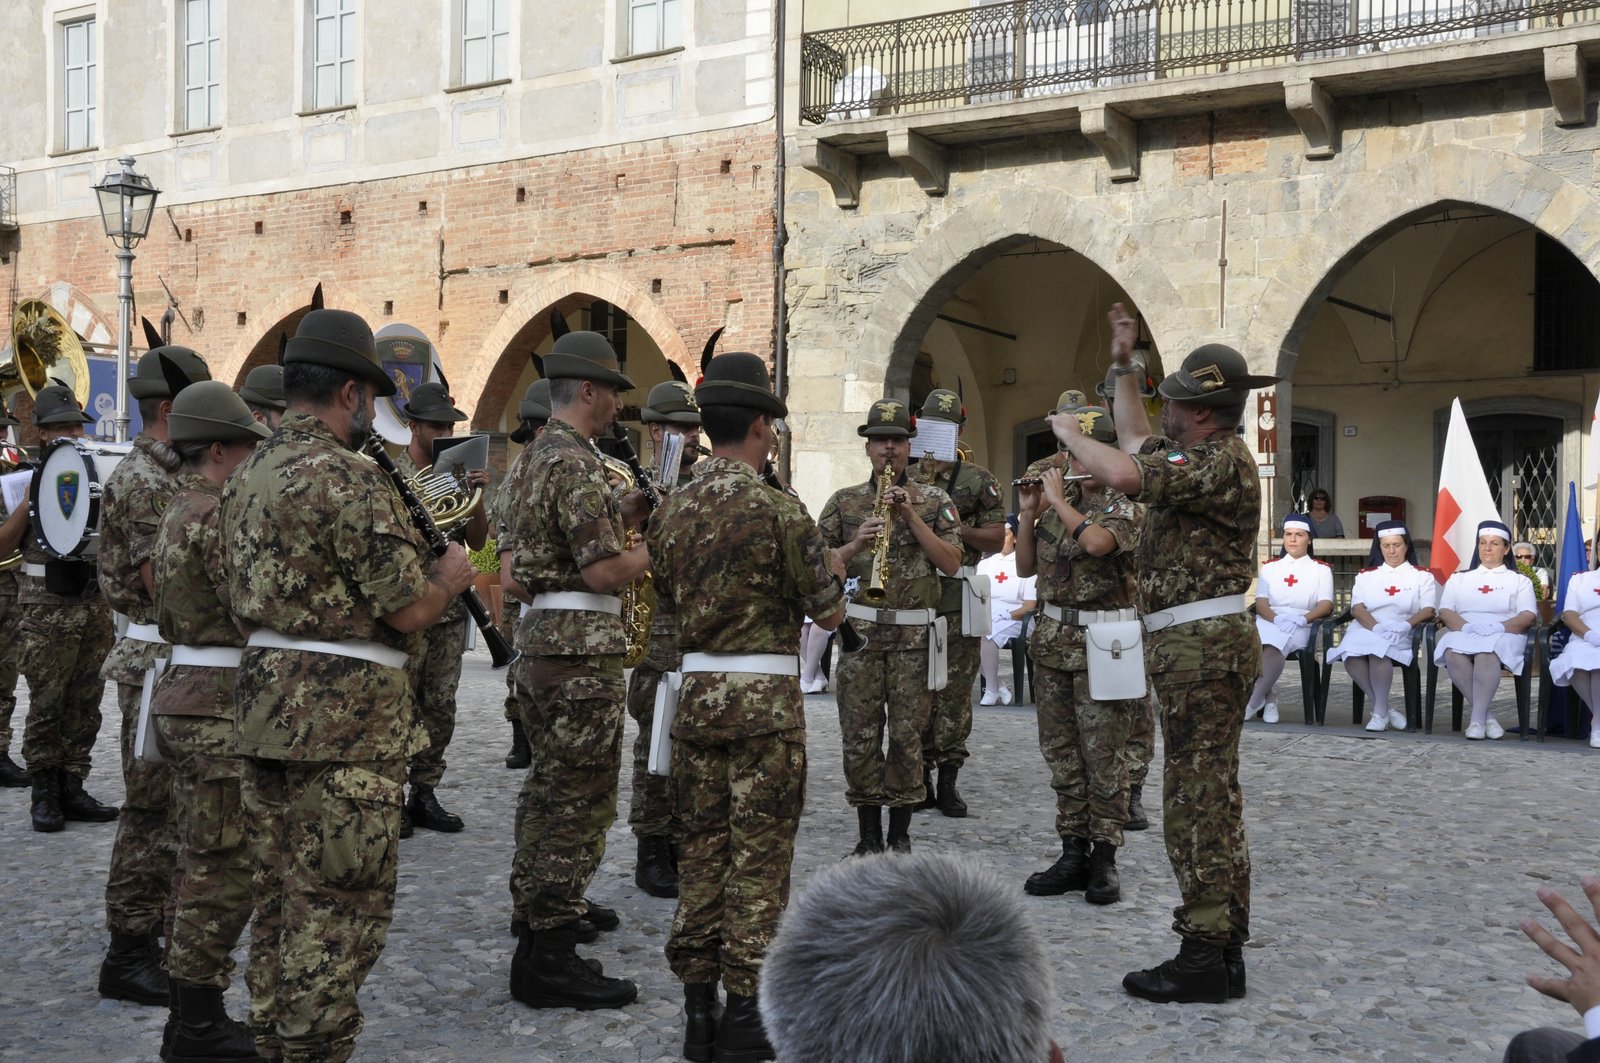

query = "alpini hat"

[
  {"left": 168, "top": 381, "right": 271, "bottom": 442},
  {"left": 1156, "top": 344, "right": 1278, "bottom": 407},
  {"left": 283, "top": 309, "right": 395, "bottom": 397},
  {"left": 858, "top": 398, "right": 916, "bottom": 438},
  {"left": 405, "top": 382, "right": 467, "bottom": 423},
  {"left": 918, "top": 389, "right": 965, "bottom": 425},
  {"left": 129, "top": 346, "right": 211, "bottom": 400},
  {"left": 32, "top": 384, "right": 92, "bottom": 426},
  {"left": 239, "top": 365, "right": 286, "bottom": 410},
  {"left": 1064, "top": 404, "right": 1117, "bottom": 444},
  {"left": 642, "top": 380, "right": 702, "bottom": 426},
  {"left": 543, "top": 331, "right": 635, "bottom": 390},
  {"left": 696, "top": 353, "right": 786, "bottom": 417},
  {"left": 1055, "top": 388, "right": 1087, "bottom": 413},
  {"left": 519, "top": 378, "right": 552, "bottom": 422}
]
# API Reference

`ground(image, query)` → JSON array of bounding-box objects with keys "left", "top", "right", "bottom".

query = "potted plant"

[{"left": 470, "top": 538, "right": 504, "bottom": 620}]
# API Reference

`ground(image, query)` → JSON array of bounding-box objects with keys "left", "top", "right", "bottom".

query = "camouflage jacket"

[
  {"left": 1131, "top": 432, "right": 1260, "bottom": 678},
  {"left": 1028, "top": 482, "right": 1142, "bottom": 672},
  {"left": 818, "top": 472, "right": 960, "bottom": 652},
  {"left": 911, "top": 457, "right": 1005, "bottom": 616},
  {"left": 650, "top": 456, "right": 843, "bottom": 741},
  {"left": 100, "top": 433, "right": 183, "bottom": 683},
  {"left": 1024, "top": 451, "right": 1066, "bottom": 482},
  {"left": 393, "top": 447, "right": 467, "bottom": 627},
  {"left": 151, "top": 475, "right": 241, "bottom": 719},
  {"left": 506, "top": 418, "right": 627, "bottom": 658},
  {"left": 221, "top": 411, "right": 429, "bottom": 762},
  {"left": 494, "top": 444, "right": 537, "bottom": 544}
]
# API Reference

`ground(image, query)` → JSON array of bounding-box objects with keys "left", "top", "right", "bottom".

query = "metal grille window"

[
  {"left": 1534, "top": 233, "right": 1600, "bottom": 372},
  {"left": 61, "top": 18, "right": 97, "bottom": 151},
  {"left": 1472, "top": 415, "right": 1561, "bottom": 572},
  {"left": 460, "top": 0, "right": 509, "bottom": 85},
  {"left": 182, "top": 0, "right": 221, "bottom": 130},
  {"left": 629, "top": 0, "right": 683, "bottom": 55},
  {"left": 312, "top": 0, "right": 356, "bottom": 109}
]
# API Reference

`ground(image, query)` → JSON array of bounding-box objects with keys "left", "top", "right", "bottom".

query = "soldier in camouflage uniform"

[
  {"left": 499, "top": 378, "right": 550, "bottom": 772},
  {"left": 16, "top": 386, "right": 120, "bottom": 834},
  {"left": 1015, "top": 406, "right": 1143, "bottom": 907},
  {"left": 649, "top": 352, "right": 845, "bottom": 1062},
  {"left": 626, "top": 379, "right": 703, "bottom": 899},
  {"left": 97, "top": 346, "right": 212, "bottom": 1006},
  {"left": 819, "top": 400, "right": 962, "bottom": 857},
  {"left": 501, "top": 331, "right": 647, "bottom": 1010},
  {"left": 392, "top": 381, "right": 490, "bottom": 836},
  {"left": 150, "top": 381, "right": 271, "bottom": 1062},
  {"left": 0, "top": 403, "right": 27, "bottom": 789},
  {"left": 221, "top": 310, "right": 475, "bottom": 1062},
  {"left": 909, "top": 389, "right": 1004, "bottom": 818},
  {"left": 1050, "top": 304, "right": 1274, "bottom": 1004},
  {"left": 239, "top": 365, "right": 287, "bottom": 430}
]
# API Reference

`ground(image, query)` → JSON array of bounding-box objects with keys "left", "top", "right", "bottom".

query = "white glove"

[
  {"left": 1274, "top": 615, "right": 1305, "bottom": 634},
  {"left": 1583, "top": 629, "right": 1600, "bottom": 649},
  {"left": 1466, "top": 621, "right": 1503, "bottom": 638},
  {"left": 1378, "top": 621, "right": 1411, "bottom": 639}
]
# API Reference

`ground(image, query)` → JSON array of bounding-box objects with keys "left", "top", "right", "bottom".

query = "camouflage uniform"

[
  {"left": 505, "top": 418, "right": 627, "bottom": 931},
  {"left": 150, "top": 474, "right": 256, "bottom": 992},
  {"left": 1131, "top": 432, "right": 1260, "bottom": 943},
  {"left": 819, "top": 478, "right": 961, "bottom": 808},
  {"left": 98, "top": 433, "right": 181, "bottom": 938},
  {"left": 910, "top": 458, "right": 1004, "bottom": 770},
  {"left": 650, "top": 455, "right": 842, "bottom": 994},
  {"left": 0, "top": 568, "right": 19, "bottom": 758},
  {"left": 222, "top": 411, "right": 430, "bottom": 1063},
  {"left": 494, "top": 454, "right": 533, "bottom": 731},
  {"left": 17, "top": 541, "right": 111, "bottom": 779},
  {"left": 1027, "top": 481, "right": 1144, "bottom": 846}
]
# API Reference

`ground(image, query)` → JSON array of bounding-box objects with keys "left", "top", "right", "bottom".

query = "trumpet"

[{"left": 858, "top": 464, "right": 895, "bottom": 608}]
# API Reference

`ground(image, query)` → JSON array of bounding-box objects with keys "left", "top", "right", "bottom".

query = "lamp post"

[{"left": 92, "top": 156, "right": 159, "bottom": 443}]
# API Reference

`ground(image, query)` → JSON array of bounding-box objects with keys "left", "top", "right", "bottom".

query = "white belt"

[
  {"left": 122, "top": 621, "right": 168, "bottom": 645},
  {"left": 846, "top": 604, "right": 937, "bottom": 626},
  {"left": 170, "top": 645, "right": 244, "bottom": 669},
  {"left": 520, "top": 602, "right": 531, "bottom": 618},
  {"left": 1042, "top": 604, "right": 1138, "bottom": 626},
  {"left": 1143, "top": 594, "right": 1248, "bottom": 633},
  {"left": 246, "top": 630, "right": 408, "bottom": 670},
  {"left": 681, "top": 652, "right": 799, "bottom": 676},
  {"left": 528, "top": 591, "right": 622, "bottom": 616},
  {"left": 21, "top": 563, "right": 46, "bottom": 578}
]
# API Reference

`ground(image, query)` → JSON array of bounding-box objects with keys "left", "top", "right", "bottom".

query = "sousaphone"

[{"left": 2, "top": 299, "right": 92, "bottom": 409}]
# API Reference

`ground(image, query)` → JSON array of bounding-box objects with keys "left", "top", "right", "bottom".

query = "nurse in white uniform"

[
  {"left": 1246, "top": 515, "right": 1335, "bottom": 723},
  {"left": 1547, "top": 554, "right": 1600, "bottom": 748},
  {"left": 1432, "top": 519, "right": 1537, "bottom": 740}
]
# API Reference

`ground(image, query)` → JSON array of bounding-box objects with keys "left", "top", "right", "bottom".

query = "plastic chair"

[
  {"left": 1006, "top": 612, "right": 1035, "bottom": 705},
  {"left": 1535, "top": 622, "right": 1590, "bottom": 742},
  {"left": 1251, "top": 603, "right": 1323, "bottom": 723},
  {"left": 1317, "top": 610, "right": 1425, "bottom": 729},
  {"left": 1423, "top": 624, "right": 1537, "bottom": 737}
]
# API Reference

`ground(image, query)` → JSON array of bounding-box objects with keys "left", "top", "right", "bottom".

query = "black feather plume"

[
  {"left": 141, "top": 317, "right": 164, "bottom": 351},
  {"left": 549, "top": 309, "right": 570, "bottom": 340}
]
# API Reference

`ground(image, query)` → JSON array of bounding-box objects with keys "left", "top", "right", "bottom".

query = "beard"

[{"left": 348, "top": 401, "right": 374, "bottom": 452}]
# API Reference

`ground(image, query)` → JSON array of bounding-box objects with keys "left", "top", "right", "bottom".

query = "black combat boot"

[
  {"left": 715, "top": 991, "right": 775, "bottom": 1062},
  {"left": 30, "top": 771, "right": 64, "bottom": 833},
  {"left": 511, "top": 913, "right": 600, "bottom": 943},
  {"left": 583, "top": 898, "right": 621, "bottom": 932},
  {"left": 1085, "top": 841, "right": 1121, "bottom": 905},
  {"left": 504, "top": 721, "right": 532, "bottom": 769},
  {"left": 398, "top": 802, "right": 413, "bottom": 839},
  {"left": 935, "top": 764, "right": 968, "bottom": 818},
  {"left": 169, "top": 984, "right": 265, "bottom": 1061},
  {"left": 407, "top": 784, "right": 464, "bottom": 832},
  {"left": 683, "top": 981, "right": 722, "bottom": 1062},
  {"left": 886, "top": 806, "right": 913, "bottom": 854},
  {"left": 1024, "top": 836, "right": 1089, "bottom": 896},
  {"left": 1122, "top": 938, "right": 1230, "bottom": 1004},
  {"left": 1124, "top": 784, "right": 1149, "bottom": 831},
  {"left": 850, "top": 806, "right": 883, "bottom": 857},
  {"left": 510, "top": 922, "right": 637, "bottom": 1010},
  {"left": 161, "top": 982, "right": 179, "bottom": 1061},
  {"left": 99, "top": 931, "right": 170, "bottom": 1005},
  {"left": 1225, "top": 930, "right": 1247, "bottom": 999},
  {"left": 915, "top": 765, "right": 936, "bottom": 811},
  {"left": 59, "top": 770, "right": 119, "bottom": 822},
  {"left": 635, "top": 835, "right": 680, "bottom": 898},
  {"left": 0, "top": 750, "right": 28, "bottom": 787}
]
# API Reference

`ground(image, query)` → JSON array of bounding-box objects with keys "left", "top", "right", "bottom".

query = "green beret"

[
  {"left": 858, "top": 398, "right": 915, "bottom": 438},
  {"left": 1156, "top": 344, "right": 1278, "bottom": 407},
  {"left": 129, "top": 346, "right": 211, "bottom": 400},
  {"left": 283, "top": 309, "right": 395, "bottom": 397},
  {"left": 642, "top": 380, "right": 702, "bottom": 425},
  {"left": 695, "top": 353, "right": 786, "bottom": 417},
  {"left": 918, "top": 388, "right": 964, "bottom": 424},
  {"left": 543, "top": 332, "right": 634, "bottom": 390},
  {"left": 168, "top": 381, "right": 271, "bottom": 442},
  {"left": 32, "top": 384, "right": 92, "bottom": 426},
  {"left": 405, "top": 382, "right": 467, "bottom": 423},
  {"left": 519, "top": 378, "right": 552, "bottom": 422},
  {"left": 239, "top": 365, "right": 286, "bottom": 410}
]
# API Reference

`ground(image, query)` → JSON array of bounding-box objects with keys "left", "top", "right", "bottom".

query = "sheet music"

[
  {"left": 1, "top": 470, "right": 31, "bottom": 516},
  {"left": 431, "top": 434, "right": 489, "bottom": 478},
  {"left": 911, "top": 419, "right": 958, "bottom": 463}
]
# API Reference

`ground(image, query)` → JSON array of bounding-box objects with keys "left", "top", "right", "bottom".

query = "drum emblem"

[{"left": 56, "top": 472, "right": 79, "bottom": 518}]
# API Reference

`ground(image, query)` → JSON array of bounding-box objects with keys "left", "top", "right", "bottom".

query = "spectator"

[
  {"left": 976, "top": 515, "right": 1037, "bottom": 706},
  {"left": 1432, "top": 519, "right": 1536, "bottom": 740},
  {"left": 1548, "top": 559, "right": 1600, "bottom": 749},
  {"left": 1306, "top": 488, "right": 1344, "bottom": 538},
  {"left": 1245, "top": 515, "right": 1334, "bottom": 723},
  {"left": 1503, "top": 877, "right": 1600, "bottom": 1063},
  {"left": 1514, "top": 541, "right": 1555, "bottom": 601}
]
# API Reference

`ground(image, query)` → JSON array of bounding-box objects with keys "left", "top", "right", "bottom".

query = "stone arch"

[
  {"left": 227, "top": 279, "right": 380, "bottom": 386},
  {"left": 459, "top": 265, "right": 690, "bottom": 429}
]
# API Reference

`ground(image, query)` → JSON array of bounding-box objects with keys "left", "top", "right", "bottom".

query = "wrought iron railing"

[
  {"left": 801, "top": 0, "right": 1600, "bottom": 123},
  {"left": 0, "top": 166, "right": 16, "bottom": 230}
]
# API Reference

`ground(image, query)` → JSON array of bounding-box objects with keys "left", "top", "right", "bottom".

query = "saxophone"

[
  {"left": 591, "top": 442, "right": 655, "bottom": 669},
  {"left": 858, "top": 463, "right": 895, "bottom": 607}
]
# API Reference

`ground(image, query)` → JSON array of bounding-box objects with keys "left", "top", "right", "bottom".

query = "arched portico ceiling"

[{"left": 231, "top": 279, "right": 378, "bottom": 386}]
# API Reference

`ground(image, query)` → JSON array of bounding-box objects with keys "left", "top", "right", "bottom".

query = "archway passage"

[{"left": 236, "top": 306, "right": 314, "bottom": 385}]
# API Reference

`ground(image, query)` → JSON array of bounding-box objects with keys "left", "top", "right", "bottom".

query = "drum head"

[{"left": 30, "top": 439, "right": 129, "bottom": 558}]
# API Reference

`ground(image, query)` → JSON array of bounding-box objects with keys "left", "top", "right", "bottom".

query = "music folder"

[{"left": 431, "top": 433, "right": 489, "bottom": 477}]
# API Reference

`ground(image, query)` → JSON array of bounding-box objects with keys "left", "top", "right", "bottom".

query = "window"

[
  {"left": 182, "top": 0, "right": 221, "bottom": 130},
  {"left": 460, "top": 0, "right": 508, "bottom": 85},
  {"left": 311, "top": 0, "right": 356, "bottom": 109},
  {"left": 61, "top": 17, "right": 97, "bottom": 151},
  {"left": 628, "top": 0, "right": 682, "bottom": 55}
]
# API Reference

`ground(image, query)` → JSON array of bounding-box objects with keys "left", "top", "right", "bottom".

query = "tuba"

[
  {"left": 2, "top": 300, "right": 92, "bottom": 410},
  {"left": 592, "top": 445, "right": 655, "bottom": 669}
]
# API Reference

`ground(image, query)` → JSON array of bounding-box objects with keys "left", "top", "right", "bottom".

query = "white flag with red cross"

[{"left": 1430, "top": 398, "right": 1499, "bottom": 585}]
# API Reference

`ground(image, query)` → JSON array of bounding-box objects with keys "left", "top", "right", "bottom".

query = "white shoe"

[
  {"left": 1464, "top": 722, "right": 1486, "bottom": 740},
  {"left": 1364, "top": 713, "right": 1387, "bottom": 732},
  {"left": 979, "top": 690, "right": 1000, "bottom": 707},
  {"left": 801, "top": 678, "right": 825, "bottom": 695},
  {"left": 1244, "top": 702, "right": 1262, "bottom": 721},
  {"left": 1262, "top": 702, "right": 1279, "bottom": 724},
  {"left": 998, "top": 685, "right": 1013, "bottom": 706},
  {"left": 1485, "top": 718, "right": 1505, "bottom": 740},
  {"left": 1388, "top": 709, "right": 1408, "bottom": 730},
  {"left": 1589, "top": 729, "right": 1600, "bottom": 749}
]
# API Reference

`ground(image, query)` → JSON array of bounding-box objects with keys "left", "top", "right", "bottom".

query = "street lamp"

[{"left": 92, "top": 156, "right": 159, "bottom": 442}]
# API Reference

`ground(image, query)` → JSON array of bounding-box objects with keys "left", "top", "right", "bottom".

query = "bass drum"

[{"left": 29, "top": 438, "right": 132, "bottom": 559}]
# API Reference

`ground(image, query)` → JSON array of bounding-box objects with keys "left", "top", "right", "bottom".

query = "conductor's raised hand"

[{"left": 1521, "top": 877, "right": 1600, "bottom": 1016}]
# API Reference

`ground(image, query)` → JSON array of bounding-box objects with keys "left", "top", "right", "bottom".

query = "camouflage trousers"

[
  {"left": 1033, "top": 662, "right": 1139, "bottom": 847},
  {"left": 1124, "top": 691, "right": 1157, "bottom": 789},
  {"left": 836, "top": 649, "right": 931, "bottom": 808},
  {"left": 242, "top": 757, "right": 404, "bottom": 1063},
  {"left": 513, "top": 655, "right": 624, "bottom": 930},
  {"left": 406, "top": 619, "right": 466, "bottom": 790},
  {"left": 18, "top": 600, "right": 112, "bottom": 778},
  {"left": 0, "top": 582, "right": 18, "bottom": 754},
  {"left": 154, "top": 714, "right": 254, "bottom": 989},
  {"left": 922, "top": 629, "right": 978, "bottom": 769},
  {"left": 1155, "top": 672, "right": 1252, "bottom": 943},
  {"left": 106, "top": 682, "right": 178, "bottom": 936},
  {"left": 667, "top": 728, "right": 805, "bottom": 996},
  {"left": 501, "top": 599, "right": 523, "bottom": 724},
  {"left": 624, "top": 634, "right": 680, "bottom": 839}
]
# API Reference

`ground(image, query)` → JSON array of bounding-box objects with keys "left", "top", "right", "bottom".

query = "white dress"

[
  {"left": 978, "top": 551, "right": 1036, "bottom": 646},
  {"left": 1326, "top": 561, "right": 1439, "bottom": 667},
  {"left": 1431, "top": 564, "right": 1536, "bottom": 673},
  {"left": 1254, "top": 552, "right": 1334, "bottom": 655},
  {"left": 1548, "top": 571, "right": 1600, "bottom": 686}
]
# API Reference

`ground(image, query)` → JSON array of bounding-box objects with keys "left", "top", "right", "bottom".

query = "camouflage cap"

[
  {"left": 1156, "top": 344, "right": 1278, "bottom": 407},
  {"left": 1055, "top": 388, "right": 1087, "bottom": 413},
  {"left": 1063, "top": 404, "right": 1117, "bottom": 444},
  {"left": 543, "top": 331, "right": 635, "bottom": 390},
  {"left": 519, "top": 378, "right": 552, "bottom": 422},
  {"left": 168, "top": 380, "right": 271, "bottom": 442},
  {"left": 405, "top": 381, "right": 467, "bottom": 423},
  {"left": 283, "top": 309, "right": 396, "bottom": 397},
  {"left": 641, "top": 380, "right": 702, "bottom": 426},
  {"left": 129, "top": 345, "right": 211, "bottom": 400},
  {"left": 239, "top": 365, "right": 287, "bottom": 410},
  {"left": 857, "top": 398, "right": 916, "bottom": 438},
  {"left": 918, "top": 388, "right": 965, "bottom": 425},
  {"left": 32, "top": 384, "right": 93, "bottom": 426},
  {"left": 696, "top": 352, "right": 786, "bottom": 418}
]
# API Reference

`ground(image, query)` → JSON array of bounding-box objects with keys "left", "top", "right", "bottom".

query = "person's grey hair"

[
  {"left": 549, "top": 377, "right": 585, "bottom": 406},
  {"left": 1513, "top": 541, "right": 1536, "bottom": 554},
  {"left": 759, "top": 852, "right": 1055, "bottom": 1063}
]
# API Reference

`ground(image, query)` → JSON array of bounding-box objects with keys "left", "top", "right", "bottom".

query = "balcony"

[{"left": 0, "top": 166, "right": 15, "bottom": 231}]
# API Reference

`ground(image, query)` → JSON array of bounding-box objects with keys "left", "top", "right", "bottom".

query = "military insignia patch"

[
  {"left": 940, "top": 503, "right": 958, "bottom": 524},
  {"left": 1165, "top": 451, "right": 1188, "bottom": 465},
  {"left": 877, "top": 401, "right": 904, "bottom": 423},
  {"left": 56, "top": 471, "right": 79, "bottom": 518},
  {"left": 983, "top": 483, "right": 1000, "bottom": 501}
]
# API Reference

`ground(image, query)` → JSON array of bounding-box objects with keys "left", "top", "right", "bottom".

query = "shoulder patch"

[
  {"left": 1165, "top": 450, "right": 1188, "bottom": 465},
  {"left": 940, "top": 503, "right": 958, "bottom": 525},
  {"left": 983, "top": 482, "right": 1000, "bottom": 502}
]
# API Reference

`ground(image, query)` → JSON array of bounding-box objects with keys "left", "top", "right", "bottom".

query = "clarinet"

[
  {"left": 366, "top": 438, "right": 519, "bottom": 670},
  {"left": 610, "top": 424, "right": 662, "bottom": 511}
]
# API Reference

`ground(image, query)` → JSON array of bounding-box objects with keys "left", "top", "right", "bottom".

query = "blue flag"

[{"left": 1552, "top": 482, "right": 1590, "bottom": 737}]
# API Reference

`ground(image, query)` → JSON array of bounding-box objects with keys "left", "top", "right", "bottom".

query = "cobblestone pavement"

[{"left": 1, "top": 650, "right": 1596, "bottom": 1062}]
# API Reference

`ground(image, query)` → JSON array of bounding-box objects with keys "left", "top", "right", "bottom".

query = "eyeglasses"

[{"left": 1515, "top": 554, "right": 1535, "bottom": 562}]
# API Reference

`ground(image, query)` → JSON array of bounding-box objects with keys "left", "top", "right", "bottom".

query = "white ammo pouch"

[
  {"left": 649, "top": 653, "right": 801, "bottom": 776},
  {"left": 1084, "top": 612, "right": 1146, "bottom": 701},
  {"left": 927, "top": 616, "right": 949, "bottom": 692},
  {"left": 134, "top": 659, "right": 168, "bottom": 764},
  {"left": 958, "top": 568, "right": 992, "bottom": 639},
  {"left": 648, "top": 671, "right": 683, "bottom": 777}
]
